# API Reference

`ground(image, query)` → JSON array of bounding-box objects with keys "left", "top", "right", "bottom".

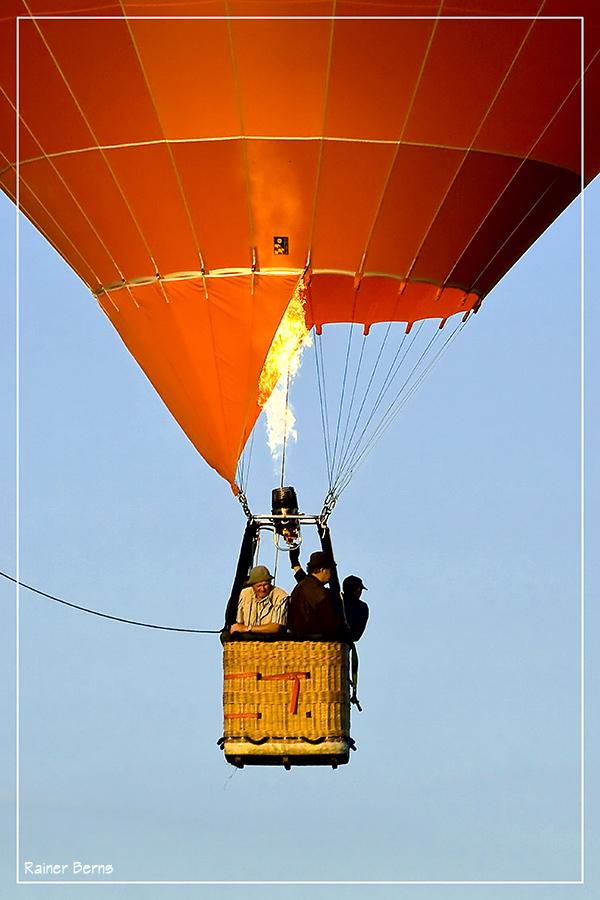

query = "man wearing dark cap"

[
  {"left": 229, "top": 565, "right": 289, "bottom": 636},
  {"left": 342, "top": 575, "right": 369, "bottom": 642},
  {"left": 286, "top": 551, "right": 344, "bottom": 638}
]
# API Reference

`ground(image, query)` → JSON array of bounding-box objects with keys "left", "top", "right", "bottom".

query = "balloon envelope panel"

[{"left": 1, "top": 2, "right": 598, "bottom": 484}]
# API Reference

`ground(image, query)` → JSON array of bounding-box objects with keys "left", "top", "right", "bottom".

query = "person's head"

[
  {"left": 307, "top": 551, "right": 333, "bottom": 584},
  {"left": 343, "top": 575, "right": 368, "bottom": 597},
  {"left": 247, "top": 565, "right": 273, "bottom": 599}
]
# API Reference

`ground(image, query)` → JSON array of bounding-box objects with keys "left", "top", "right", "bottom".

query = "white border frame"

[{"left": 14, "top": 11, "right": 586, "bottom": 886}]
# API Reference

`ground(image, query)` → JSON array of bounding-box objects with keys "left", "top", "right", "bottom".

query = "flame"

[{"left": 258, "top": 280, "right": 312, "bottom": 456}]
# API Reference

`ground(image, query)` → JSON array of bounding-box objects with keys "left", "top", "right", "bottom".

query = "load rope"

[
  {"left": 317, "top": 315, "right": 469, "bottom": 506},
  {"left": 0, "top": 570, "right": 221, "bottom": 633}
]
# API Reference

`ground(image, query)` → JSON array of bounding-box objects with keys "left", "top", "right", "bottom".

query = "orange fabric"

[
  {"left": 1, "top": 3, "right": 598, "bottom": 484},
  {"left": 99, "top": 273, "right": 300, "bottom": 485},
  {"left": 260, "top": 672, "right": 309, "bottom": 714}
]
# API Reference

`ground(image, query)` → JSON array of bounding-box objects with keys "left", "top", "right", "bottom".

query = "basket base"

[{"left": 223, "top": 738, "right": 350, "bottom": 769}]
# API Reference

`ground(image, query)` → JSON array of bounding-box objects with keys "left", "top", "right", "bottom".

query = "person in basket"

[{"left": 229, "top": 565, "right": 289, "bottom": 637}]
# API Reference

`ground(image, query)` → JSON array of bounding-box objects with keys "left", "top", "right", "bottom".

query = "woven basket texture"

[{"left": 223, "top": 640, "right": 350, "bottom": 740}]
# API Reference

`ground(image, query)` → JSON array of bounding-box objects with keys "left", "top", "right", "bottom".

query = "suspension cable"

[
  {"left": 334, "top": 329, "right": 449, "bottom": 491},
  {"left": 332, "top": 324, "right": 417, "bottom": 488},
  {"left": 315, "top": 315, "right": 469, "bottom": 506},
  {"left": 330, "top": 323, "right": 436, "bottom": 496},
  {"left": 314, "top": 330, "right": 333, "bottom": 487},
  {"left": 331, "top": 318, "right": 467, "bottom": 498},
  {"left": 332, "top": 321, "right": 402, "bottom": 484},
  {"left": 330, "top": 322, "right": 355, "bottom": 478},
  {"left": 236, "top": 428, "right": 256, "bottom": 495},
  {"left": 335, "top": 332, "right": 367, "bottom": 477}
]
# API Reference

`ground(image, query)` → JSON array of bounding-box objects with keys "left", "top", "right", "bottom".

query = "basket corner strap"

[{"left": 224, "top": 670, "right": 309, "bottom": 715}]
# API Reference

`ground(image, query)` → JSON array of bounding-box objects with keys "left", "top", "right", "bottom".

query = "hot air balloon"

[{"left": 2, "top": 1, "right": 598, "bottom": 767}]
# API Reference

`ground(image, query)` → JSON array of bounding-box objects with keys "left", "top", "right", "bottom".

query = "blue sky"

[{"left": 1, "top": 170, "right": 599, "bottom": 897}]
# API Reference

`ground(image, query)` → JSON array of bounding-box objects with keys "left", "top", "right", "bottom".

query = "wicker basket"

[{"left": 221, "top": 640, "right": 352, "bottom": 768}]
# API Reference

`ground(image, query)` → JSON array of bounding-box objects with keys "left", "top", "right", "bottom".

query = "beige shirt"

[{"left": 236, "top": 586, "right": 289, "bottom": 627}]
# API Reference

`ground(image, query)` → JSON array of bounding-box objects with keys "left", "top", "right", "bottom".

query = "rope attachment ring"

[
  {"left": 319, "top": 488, "right": 338, "bottom": 524},
  {"left": 237, "top": 490, "right": 253, "bottom": 520}
]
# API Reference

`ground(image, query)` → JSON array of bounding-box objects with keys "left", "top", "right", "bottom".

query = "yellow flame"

[{"left": 258, "top": 280, "right": 312, "bottom": 456}]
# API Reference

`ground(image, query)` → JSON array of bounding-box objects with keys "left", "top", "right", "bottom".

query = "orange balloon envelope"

[{"left": 1, "top": 1, "right": 598, "bottom": 487}]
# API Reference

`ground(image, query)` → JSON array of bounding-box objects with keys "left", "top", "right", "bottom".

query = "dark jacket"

[
  {"left": 342, "top": 594, "right": 369, "bottom": 641},
  {"left": 287, "top": 574, "right": 343, "bottom": 638}
]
